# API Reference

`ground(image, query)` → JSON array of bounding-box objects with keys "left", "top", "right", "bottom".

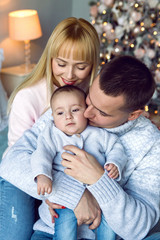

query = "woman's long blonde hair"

[{"left": 8, "top": 17, "right": 100, "bottom": 113}]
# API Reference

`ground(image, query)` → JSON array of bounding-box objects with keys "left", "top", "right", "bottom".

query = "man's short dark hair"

[{"left": 99, "top": 55, "right": 156, "bottom": 112}]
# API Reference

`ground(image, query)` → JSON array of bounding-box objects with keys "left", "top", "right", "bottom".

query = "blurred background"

[{"left": 0, "top": 0, "right": 91, "bottom": 67}]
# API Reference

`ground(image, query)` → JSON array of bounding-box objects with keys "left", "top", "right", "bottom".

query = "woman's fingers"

[
  {"left": 45, "top": 199, "right": 63, "bottom": 209},
  {"left": 45, "top": 199, "right": 66, "bottom": 222}
]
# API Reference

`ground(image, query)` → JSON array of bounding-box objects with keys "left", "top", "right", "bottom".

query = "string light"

[
  {"left": 150, "top": 39, "right": 155, "bottom": 44},
  {"left": 154, "top": 110, "right": 158, "bottom": 115},
  {"left": 105, "top": 54, "right": 111, "bottom": 60},
  {"left": 145, "top": 105, "right": 149, "bottom": 112},
  {"left": 90, "top": 1, "right": 159, "bottom": 75},
  {"left": 141, "top": 27, "right": 145, "bottom": 32},
  {"left": 151, "top": 23, "right": 156, "bottom": 27},
  {"left": 134, "top": 3, "right": 139, "bottom": 8},
  {"left": 89, "top": 0, "right": 160, "bottom": 117}
]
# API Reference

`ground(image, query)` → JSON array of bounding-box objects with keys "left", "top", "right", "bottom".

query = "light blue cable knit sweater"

[
  {"left": 0, "top": 109, "right": 160, "bottom": 240},
  {"left": 30, "top": 119, "right": 127, "bottom": 237},
  {"left": 31, "top": 120, "right": 127, "bottom": 183}
]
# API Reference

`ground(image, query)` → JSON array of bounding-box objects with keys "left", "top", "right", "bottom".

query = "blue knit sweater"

[
  {"left": 31, "top": 120, "right": 126, "bottom": 183},
  {"left": 30, "top": 120, "right": 127, "bottom": 237},
  {"left": 0, "top": 109, "right": 160, "bottom": 240}
]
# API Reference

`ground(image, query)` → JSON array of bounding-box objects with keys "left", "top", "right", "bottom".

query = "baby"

[{"left": 31, "top": 85, "right": 127, "bottom": 240}]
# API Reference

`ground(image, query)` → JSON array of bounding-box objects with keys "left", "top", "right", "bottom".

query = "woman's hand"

[
  {"left": 74, "top": 189, "right": 101, "bottom": 229},
  {"left": 61, "top": 145, "right": 105, "bottom": 185},
  {"left": 45, "top": 199, "right": 65, "bottom": 223}
]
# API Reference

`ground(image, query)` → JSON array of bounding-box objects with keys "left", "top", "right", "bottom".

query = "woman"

[{"left": 0, "top": 17, "right": 100, "bottom": 240}]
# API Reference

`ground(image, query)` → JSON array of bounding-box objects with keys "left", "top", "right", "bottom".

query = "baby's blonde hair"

[{"left": 8, "top": 17, "right": 100, "bottom": 113}]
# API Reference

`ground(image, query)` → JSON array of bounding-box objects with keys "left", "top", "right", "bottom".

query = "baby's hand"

[
  {"left": 105, "top": 163, "right": 119, "bottom": 179},
  {"left": 37, "top": 174, "right": 52, "bottom": 195}
]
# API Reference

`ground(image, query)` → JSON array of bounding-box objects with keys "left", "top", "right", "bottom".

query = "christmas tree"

[{"left": 89, "top": 0, "right": 160, "bottom": 84}]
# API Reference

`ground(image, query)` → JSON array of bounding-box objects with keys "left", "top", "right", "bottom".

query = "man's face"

[{"left": 84, "top": 75, "right": 131, "bottom": 128}]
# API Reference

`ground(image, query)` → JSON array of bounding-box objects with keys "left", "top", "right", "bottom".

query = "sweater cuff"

[
  {"left": 87, "top": 171, "right": 120, "bottom": 205},
  {"left": 32, "top": 169, "right": 53, "bottom": 182},
  {"left": 48, "top": 172, "right": 85, "bottom": 210}
]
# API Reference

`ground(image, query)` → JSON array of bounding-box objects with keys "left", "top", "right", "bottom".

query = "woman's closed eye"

[
  {"left": 77, "top": 66, "right": 86, "bottom": 70},
  {"left": 77, "top": 64, "right": 89, "bottom": 71},
  {"left": 58, "top": 63, "right": 66, "bottom": 67}
]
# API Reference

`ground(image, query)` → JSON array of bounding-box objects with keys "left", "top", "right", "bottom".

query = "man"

[
  {"left": 60, "top": 56, "right": 160, "bottom": 240},
  {"left": 1, "top": 56, "right": 160, "bottom": 240}
]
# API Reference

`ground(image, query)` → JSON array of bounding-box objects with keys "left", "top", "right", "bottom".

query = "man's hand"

[
  {"left": 74, "top": 189, "right": 101, "bottom": 230},
  {"left": 61, "top": 145, "right": 105, "bottom": 185}
]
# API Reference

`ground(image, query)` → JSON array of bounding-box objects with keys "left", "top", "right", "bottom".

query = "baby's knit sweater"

[
  {"left": 30, "top": 120, "right": 127, "bottom": 237},
  {"left": 31, "top": 120, "right": 126, "bottom": 183},
  {"left": 0, "top": 110, "right": 160, "bottom": 240}
]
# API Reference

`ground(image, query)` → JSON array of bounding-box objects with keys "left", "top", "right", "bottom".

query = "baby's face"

[{"left": 52, "top": 91, "right": 87, "bottom": 135}]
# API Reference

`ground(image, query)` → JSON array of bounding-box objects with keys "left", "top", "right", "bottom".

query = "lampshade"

[
  {"left": 8, "top": 9, "right": 42, "bottom": 41},
  {"left": 8, "top": 9, "right": 42, "bottom": 71}
]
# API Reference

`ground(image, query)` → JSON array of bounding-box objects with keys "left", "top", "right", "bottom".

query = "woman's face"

[{"left": 52, "top": 46, "right": 92, "bottom": 87}]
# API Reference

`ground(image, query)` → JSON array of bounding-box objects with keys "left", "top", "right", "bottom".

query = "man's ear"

[{"left": 128, "top": 109, "right": 144, "bottom": 121}]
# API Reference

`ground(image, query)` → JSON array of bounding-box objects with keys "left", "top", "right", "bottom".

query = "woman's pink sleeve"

[{"left": 8, "top": 90, "right": 40, "bottom": 146}]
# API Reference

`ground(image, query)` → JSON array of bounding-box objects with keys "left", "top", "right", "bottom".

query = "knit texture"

[
  {"left": 87, "top": 116, "right": 160, "bottom": 240},
  {"left": 0, "top": 114, "right": 160, "bottom": 239},
  {"left": 30, "top": 120, "right": 127, "bottom": 234}
]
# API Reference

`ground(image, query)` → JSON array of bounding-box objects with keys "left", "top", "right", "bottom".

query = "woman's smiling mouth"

[{"left": 62, "top": 78, "right": 77, "bottom": 85}]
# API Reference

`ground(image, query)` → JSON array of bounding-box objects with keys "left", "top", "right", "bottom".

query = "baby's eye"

[
  {"left": 72, "top": 108, "right": 79, "bottom": 113},
  {"left": 57, "top": 111, "right": 64, "bottom": 115}
]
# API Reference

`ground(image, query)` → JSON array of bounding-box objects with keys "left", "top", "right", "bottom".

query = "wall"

[
  {"left": 72, "top": 0, "right": 91, "bottom": 21},
  {"left": 0, "top": 0, "right": 91, "bottom": 68}
]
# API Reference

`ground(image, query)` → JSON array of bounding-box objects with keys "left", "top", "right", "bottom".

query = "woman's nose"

[{"left": 66, "top": 67, "right": 75, "bottom": 79}]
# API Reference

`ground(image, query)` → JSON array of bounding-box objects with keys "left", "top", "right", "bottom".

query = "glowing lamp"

[{"left": 9, "top": 9, "right": 42, "bottom": 71}]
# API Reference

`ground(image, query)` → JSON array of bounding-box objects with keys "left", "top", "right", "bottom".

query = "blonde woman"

[{"left": 0, "top": 17, "right": 100, "bottom": 240}]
